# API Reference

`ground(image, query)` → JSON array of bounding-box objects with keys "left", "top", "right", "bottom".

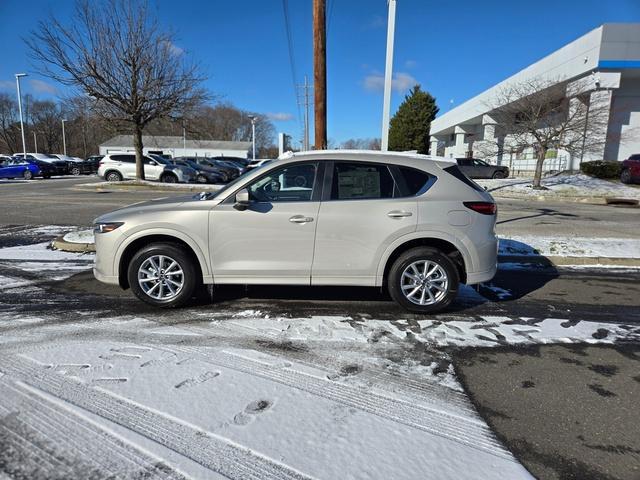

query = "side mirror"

[{"left": 234, "top": 188, "right": 250, "bottom": 210}]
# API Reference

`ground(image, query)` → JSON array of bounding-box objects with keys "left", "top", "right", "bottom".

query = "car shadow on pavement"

[{"left": 497, "top": 207, "right": 579, "bottom": 225}]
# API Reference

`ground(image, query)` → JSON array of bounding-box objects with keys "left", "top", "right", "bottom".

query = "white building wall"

[
  {"left": 99, "top": 146, "right": 249, "bottom": 158},
  {"left": 605, "top": 77, "right": 640, "bottom": 160}
]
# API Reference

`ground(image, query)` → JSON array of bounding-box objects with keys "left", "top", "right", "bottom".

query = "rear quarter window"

[
  {"left": 395, "top": 166, "right": 434, "bottom": 196},
  {"left": 443, "top": 165, "right": 485, "bottom": 192}
]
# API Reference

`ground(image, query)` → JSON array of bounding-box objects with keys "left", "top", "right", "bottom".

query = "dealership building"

[
  {"left": 99, "top": 135, "right": 251, "bottom": 158},
  {"left": 430, "top": 23, "right": 640, "bottom": 171}
]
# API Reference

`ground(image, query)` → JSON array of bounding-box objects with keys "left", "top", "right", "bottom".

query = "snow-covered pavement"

[{"left": 1, "top": 230, "right": 639, "bottom": 479}]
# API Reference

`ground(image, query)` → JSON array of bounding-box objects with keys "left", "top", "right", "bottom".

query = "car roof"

[{"left": 278, "top": 149, "right": 455, "bottom": 169}]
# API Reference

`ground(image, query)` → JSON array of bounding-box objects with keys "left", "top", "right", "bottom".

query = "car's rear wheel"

[
  {"left": 128, "top": 243, "right": 199, "bottom": 308},
  {"left": 22, "top": 170, "right": 33, "bottom": 180},
  {"left": 620, "top": 169, "right": 632, "bottom": 184},
  {"left": 106, "top": 171, "right": 123, "bottom": 182},
  {"left": 70, "top": 166, "right": 81, "bottom": 176},
  {"left": 492, "top": 170, "right": 506, "bottom": 179},
  {"left": 388, "top": 247, "right": 459, "bottom": 314},
  {"left": 161, "top": 173, "right": 178, "bottom": 183}
]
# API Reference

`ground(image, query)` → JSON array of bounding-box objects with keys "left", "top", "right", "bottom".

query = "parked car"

[
  {"left": 620, "top": 154, "right": 640, "bottom": 184},
  {"left": 205, "top": 158, "right": 241, "bottom": 179},
  {"left": 12, "top": 153, "right": 69, "bottom": 175},
  {"left": 170, "top": 157, "right": 225, "bottom": 184},
  {"left": 67, "top": 155, "right": 102, "bottom": 175},
  {"left": 185, "top": 157, "right": 236, "bottom": 182},
  {"left": 456, "top": 158, "right": 509, "bottom": 179},
  {"left": 97, "top": 153, "right": 196, "bottom": 183},
  {"left": 0, "top": 157, "right": 42, "bottom": 180},
  {"left": 93, "top": 150, "right": 498, "bottom": 313}
]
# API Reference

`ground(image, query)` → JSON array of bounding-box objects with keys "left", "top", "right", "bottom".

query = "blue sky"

[{"left": 1, "top": 0, "right": 639, "bottom": 146}]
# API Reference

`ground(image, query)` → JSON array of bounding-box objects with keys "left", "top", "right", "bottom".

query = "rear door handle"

[
  {"left": 289, "top": 215, "right": 314, "bottom": 224},
  {"left": 387, "top": 210, "right": 413, "bottom": 218}
]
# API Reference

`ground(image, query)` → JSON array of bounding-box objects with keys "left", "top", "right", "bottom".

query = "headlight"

[{"left": 94, "top": 222, "right": 124, "bottom": 234}]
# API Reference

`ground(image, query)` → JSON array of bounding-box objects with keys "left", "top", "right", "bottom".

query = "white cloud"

[
  {"left": 363, "top": 72, "right": 418, "bottom": 93},
  {"left": 404, "top": 60, "right": 418, "bottom": 69},
  {"left": 0, "top": 80, "right": 15, "bottom": 91},
  {"left": 267, "top": 112, "right": 294, "bottom": 121},
  {"left": 163, "top": 40, "right": 184, "bottom": 56},
  {"left": 29, "top": 79, "right": 58, "bottom": 95},
  {"left": 366, "top": 15, "right": 385, "bottom": 29}
]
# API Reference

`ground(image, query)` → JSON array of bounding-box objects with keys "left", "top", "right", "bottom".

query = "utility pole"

[
  {"left": 33, "top": 131, "right": 38, "bottom": 153},
  {"left": 381, "top": 0, "right": 397, "bottom": 151},
  {"left": 298, "top": 75, "right": 312, "bottom": 151},
  {"left": 248, "top": 115, "right": 257, "bottom": 160},
  {"left": 313, "top": 0, "right": 327, "bottom": 150},
  {"left": 15, "top": 73, "right": 28, "bottom": 159}
]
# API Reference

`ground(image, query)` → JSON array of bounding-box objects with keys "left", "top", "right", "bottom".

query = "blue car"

[{"left": 0, "top": 158, "right": 42, "bottom": 180}]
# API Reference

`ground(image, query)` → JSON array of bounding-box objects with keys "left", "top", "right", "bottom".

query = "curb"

[
  {"left": 72, "top": 182, "right": 223, "bottom": 193},
  {"left": 498, "top": 254, "right": 640, "bottom": 268},
  {"left": 51, "top": 236, "right": 96, "bottom": 253}
]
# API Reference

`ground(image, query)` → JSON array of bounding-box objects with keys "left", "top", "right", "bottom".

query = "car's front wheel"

[
  {"left": 387, "top": 247, "right": 459, "bottom": 314},
  {"left": 161, "top": 173, "right": 178, "bottom": 183},
  {"left": 128, "top": 243, "right": 199, "bottom": 308},
  {"left": 620, "top": 168, "right": 632, "bottom": 184}
]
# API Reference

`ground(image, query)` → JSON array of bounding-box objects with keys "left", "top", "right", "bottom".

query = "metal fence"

[{"left": 503, "top": 155, "right": 568, "bottom": 177}]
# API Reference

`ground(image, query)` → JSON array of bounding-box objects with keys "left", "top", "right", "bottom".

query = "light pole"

[
  {"left": 33, "top": 131, "right": 38, "bottom": 153},
  {"left": 381, "top": 0, "right": 397, "bottom": 152},
  {"left": 15, "top": 73, "right": 28, "bottom": 159},
  {"left": 61, "top": 119, "right": 67, "bottom": 156},
  {"left": 248, "top": 115, "right": 257, "bottom": 160}
]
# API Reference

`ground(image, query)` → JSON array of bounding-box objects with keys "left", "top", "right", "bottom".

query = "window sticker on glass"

[{"left": 338, "top": 168, "right": 381, "bottom": 199}]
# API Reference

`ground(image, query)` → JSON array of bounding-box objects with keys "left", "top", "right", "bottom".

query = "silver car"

[{"left": 93, "top": 150, "right": 498, "bottom": 313}]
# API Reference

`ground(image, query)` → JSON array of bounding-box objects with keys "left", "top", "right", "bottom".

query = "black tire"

[
  {"left": 161, "top": 173, "right": 178, "bottom": 183},
  {"left": 387, "top": 247, "right": 459, "bottom": 314},
  {"left": 70, "top": 166, "right": 81, "bottom": 176},
  {"left": 43, "top": 174, "right": 51, "bottom": 179},
  {"left": 105, "top": 171, "right": 123, "bottom": 182},
  {"left": 620, "top": 169, "right": 632, "bottom": 184},
  {"left": 196, "top": 174, "right": 208, "bottom": 184},
  {"left": 492, "top": 170, "right": 506, "bottom": 179},
  {"left": 127, "top": 243, "right": 199, "bottom": 308}
]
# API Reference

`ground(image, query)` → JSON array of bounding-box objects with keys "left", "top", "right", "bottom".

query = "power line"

[
  {"left": 282, "top": 0, "right": 303, "bottom": 130},
  {"left": 327, "top": 0, "right": 335, "bottom": 34}
]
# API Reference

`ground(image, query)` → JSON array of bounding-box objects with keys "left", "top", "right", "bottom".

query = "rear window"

[
  {"left": 110, "top": 154, "right": 135, "bottom": 162},
  {"left": 444, "top": 165, "right": 485, "bottom": 192}
]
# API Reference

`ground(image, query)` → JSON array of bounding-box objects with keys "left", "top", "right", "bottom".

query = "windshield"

[{"left": 150, "top": 154, "right": 170, "bottom": 165}]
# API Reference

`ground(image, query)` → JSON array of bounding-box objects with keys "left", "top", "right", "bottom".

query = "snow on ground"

[
  {"left": 0, "top": 241, "right": 94, "bottom": 261},
  {"left": 63, "top": 229, "right": 95, "bottom": 244},
  {"left": 499, "top": 235, "right": 640, "bottom": 258},
  {"left": 83, "top": 180, "right": 224, "bottom": 190},
  {"left": 477, "top": 173, "right": 640, "bottom": 200}
]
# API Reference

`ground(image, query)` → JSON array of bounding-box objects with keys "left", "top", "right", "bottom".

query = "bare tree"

[
  {"left": 340, "top": 138, "right": 382, "bottom": 150},
  {"left": 0, "top": 93, "right": 21, "bottom": 154},
  {"left": 27, "top": 0, "right": 207, "bottom": 179},
  {"left": 484, "top": 78, "right": 611, "bottom": 188}
]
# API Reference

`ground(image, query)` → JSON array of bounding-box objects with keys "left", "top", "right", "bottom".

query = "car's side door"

[
  {"left": 209, "top": 161, "right": 323, "bottom": 284},
  {"left": 473, "top": 159, "right": 491, "bottom": 178},
  {"left": 0, "top": 160, "right": 11, "bottom": 179},
  {"left": 143, "top": 156, "right": 164, "bottom": 180},
  {"left": 457, "top": 158, "right": 475, "bottom": 177},
  {"left": 311, "top": 161, "right": 418, "bottom": 286}
]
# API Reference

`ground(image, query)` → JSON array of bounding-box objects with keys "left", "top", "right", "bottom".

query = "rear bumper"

[{"left": 466, "top": 263, "right": 497, "bottom": 285}]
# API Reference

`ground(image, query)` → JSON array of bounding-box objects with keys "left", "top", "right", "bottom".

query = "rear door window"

[{"left": 330, "top": 162, "right": 395, "bottom": 200}]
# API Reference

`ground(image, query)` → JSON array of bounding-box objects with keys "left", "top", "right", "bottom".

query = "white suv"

[
  {"left": 98, "top": 153, "right": 196, "bottom": 183},
  {"left": 93, "top": 150, "right": 498, "bottom": 313}
]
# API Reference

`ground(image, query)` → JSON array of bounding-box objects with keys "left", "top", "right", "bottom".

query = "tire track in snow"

[
  {"left": 0, "top": 378, "right": 185, "bottom": 480},
  {"left": 164, "top": 345, "right": 514, "bottom": 461},
  {"left": 0, "top": 355, "right": 314, "bottom": 480}
]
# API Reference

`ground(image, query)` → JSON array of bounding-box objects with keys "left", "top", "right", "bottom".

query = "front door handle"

[
  {"left": 387, "top": 210, "right": 413, "bottom": 218},
  {"left": 289, "top": 215, "right": 314, "bottom": 224}
]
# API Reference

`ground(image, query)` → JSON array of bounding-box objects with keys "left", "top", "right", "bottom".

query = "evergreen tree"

[{"left": 388, "top": 85, "right": 438, "bottom": 154}]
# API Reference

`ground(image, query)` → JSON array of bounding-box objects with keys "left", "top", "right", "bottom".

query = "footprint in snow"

[{"left": 233, "top": 399, "right": 273, "bottom": 426}]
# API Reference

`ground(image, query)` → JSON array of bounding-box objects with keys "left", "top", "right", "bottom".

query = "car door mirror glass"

[{"left": 234, "top": 188, "right": 250, "bottom": 210}]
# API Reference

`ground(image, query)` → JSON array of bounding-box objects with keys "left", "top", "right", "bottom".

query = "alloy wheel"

[
  {"left": 400, "top": 260, "right": 449, "bottom": 306},
  {"left": 137, "top": 255, "right": 184, "bottom": 301}
]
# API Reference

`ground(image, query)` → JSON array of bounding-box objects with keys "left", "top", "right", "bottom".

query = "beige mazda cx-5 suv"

[{"left": 93, "top": 150, "right": 498, "bottom": 313}]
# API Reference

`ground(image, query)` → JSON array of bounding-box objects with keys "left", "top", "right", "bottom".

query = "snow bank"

[
  {"left": 62, "top": 229, "right": 95, "bottom": 244},
  {"left": 478, "top": 173, "right": 640, "bottom": 199},
  {"left": 499, "top": 236, "right": 640, "bottom": 258}
]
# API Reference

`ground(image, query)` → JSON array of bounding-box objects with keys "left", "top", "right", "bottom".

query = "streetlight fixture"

[
  {"left": 15, "top": 73, "right": 28, "bottom": 159},
  {"left": 248, "top": 115, "right": 257, "bottom": 160},
  {"left": 381, "top": 0, "right": 397, "bottom": 152},
  {"left": 61, "top": 119, "right": 67, "bottom": 156}
]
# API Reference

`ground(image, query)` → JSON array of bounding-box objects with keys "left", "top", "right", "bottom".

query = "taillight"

[{"left": 463, "top": 201, "right": 497, "bottom": 215}]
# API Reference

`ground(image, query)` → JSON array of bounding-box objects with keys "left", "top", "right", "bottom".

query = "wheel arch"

[
  {"left": 378, "top": 234, "right": 468, "bottom": 286},
  {"left": 116, "top": 231, "right": 209, "bottom": 289}
]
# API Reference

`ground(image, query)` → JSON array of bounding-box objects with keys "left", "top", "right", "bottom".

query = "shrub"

[{"left": 580, "top": 160, "right": 622, "bottom": 179}]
